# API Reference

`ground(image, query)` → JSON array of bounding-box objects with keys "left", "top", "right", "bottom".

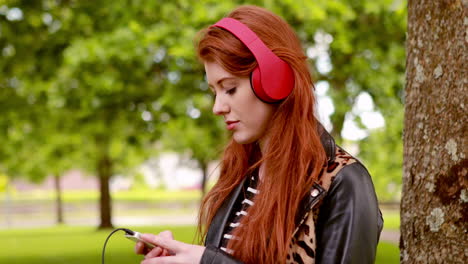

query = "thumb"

[{"left": 140, "top": 234, "right": 185, "bottom": 253}]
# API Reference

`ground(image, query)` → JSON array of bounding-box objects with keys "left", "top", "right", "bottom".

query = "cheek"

[
  {"left": 250, "top": 103, "right": 275, "bottom": 128},
  {"left": 236, "top": 84, "right": 275, "bottom": 127}
]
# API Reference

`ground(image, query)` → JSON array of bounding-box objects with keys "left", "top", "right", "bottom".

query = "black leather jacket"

[{"left": 200, "top": 131, "right": 384, "bottom": 264}]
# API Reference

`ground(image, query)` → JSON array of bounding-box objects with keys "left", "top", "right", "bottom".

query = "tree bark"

[
  {"left": 401, "top": 1, "right": 467, "bottom": 263},
  {"left": 200, "top": 160, "right": 208, "bottom": 198},
  {"left": 97, "top": 154, "right": 113, "bottom": 229},
  {"left": 54, "top": 174, "right": 64, "bottom": 224}
]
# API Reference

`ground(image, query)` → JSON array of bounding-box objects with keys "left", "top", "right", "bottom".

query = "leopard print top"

[{"left": 286, "top": 147, "right": 356, "bottom": 264}]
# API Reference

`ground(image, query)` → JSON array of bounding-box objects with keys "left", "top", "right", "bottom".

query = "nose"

[{"left": 212, "top": 95, "right": 229, "bottom": 116}]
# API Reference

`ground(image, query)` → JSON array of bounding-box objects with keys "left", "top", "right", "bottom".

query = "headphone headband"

[{"left": 211, "top": 17, "right": 294, "bottom": 103}]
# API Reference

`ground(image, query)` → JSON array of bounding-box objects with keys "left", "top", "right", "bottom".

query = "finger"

[
  {"left": 158, "top": 231, "right": 174, "bottom": 256},
  {"left": 161, "top": 248, "right": 174, "bottom": 257},
  {"left": 140, "top": 233, "right": 158, "bottom": 242},
  {"left": 138, "top": 234, "right": 170, "bottom": 257},
  {"left": 137, "top": 241, "right": 154, "bottom": 255},
  {"left": 144, "top": 246, "right": 163, "bottom": 259},
  {"left": 159, "top": 230, "right": 174, "bottom": 240},
  {"left": 135, "top": 241, "right": 146, "bottom": 255},
  {"left": 140, "top": 234, "right": 184, "bottom": 254}
]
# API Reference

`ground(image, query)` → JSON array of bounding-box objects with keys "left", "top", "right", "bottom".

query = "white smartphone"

[{"left": 125, "top": 230, "right": 156, "bottom": 249}]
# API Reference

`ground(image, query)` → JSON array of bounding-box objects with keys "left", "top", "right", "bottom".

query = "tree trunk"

[
  {"left": 401, "top": 1, "right": 467, "bottom": 263},
  {"left": 97, "top": 155, "right": 113, "bottom": 229},
  {"left": 54, "top": 174, "right": 64, "bottom": 224},
  {"left": 200, "top": 160, "right": 208, "bottom": 198}
]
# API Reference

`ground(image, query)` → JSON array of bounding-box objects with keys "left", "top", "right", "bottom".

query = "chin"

[{"left": 232, "top": 133, "right": 257, "bottom": 145}]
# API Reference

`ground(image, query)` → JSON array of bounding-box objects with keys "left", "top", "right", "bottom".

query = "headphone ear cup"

[
  {"left": 250, "top": 67, "right": 263, "bottom": 99},
  {"left": 213, "top": 18, "right": 294, "bottom": 103}
]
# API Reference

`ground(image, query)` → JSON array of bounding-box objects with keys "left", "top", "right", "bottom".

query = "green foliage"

[
  {"left": 131, "top": 172, "right": 148, "bottom": 190},
  {"left": 360, "top": 114, "right": 404, "bottom": 202},
  {"left": 0, "top": 0, "right": 405, "bottom": 202},
  {"left": 161, "top": 93, "right": 227, "bottom": 166}
]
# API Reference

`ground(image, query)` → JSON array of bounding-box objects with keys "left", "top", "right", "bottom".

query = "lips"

[{"left": 226, "top": 120, "right": 239, "bottom": 130}]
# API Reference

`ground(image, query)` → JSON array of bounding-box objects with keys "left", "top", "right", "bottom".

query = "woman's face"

[{"left": 205, "top": 61, "right": 276, "bottom": 145}]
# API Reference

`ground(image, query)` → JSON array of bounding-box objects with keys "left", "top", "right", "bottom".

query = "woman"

[{"left": 136, "top": 5, "right": 383, "bottom": 264}]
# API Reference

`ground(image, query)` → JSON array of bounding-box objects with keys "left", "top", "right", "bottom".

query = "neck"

[
  {"left": 257, "top": 137, "right": 270, "bottom": 181},
  {"left": 258, "top": 136, "right": 270, "bottom": 155}
]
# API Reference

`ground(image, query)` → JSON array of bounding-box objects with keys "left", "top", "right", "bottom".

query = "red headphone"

[{"left": 211, "top": 18, "right": 295, "bottom": 103}]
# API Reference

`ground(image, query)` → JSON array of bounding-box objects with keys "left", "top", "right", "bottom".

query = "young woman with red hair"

[{"left": 136, "top": 5, "right": 383, "bottom": 264}]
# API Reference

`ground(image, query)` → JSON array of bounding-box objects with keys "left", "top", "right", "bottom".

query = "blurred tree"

[
  {"left": 1, "top": 99, "right": 84, "bottom": 224},
  {"left": 0, "top": 0, "right": 236, "bottom": 228},
  {"left": 358, "top": 111, "right": 404, "bottom": 201},
  {"left": 161, "top": 92, "right": 226, "bottom": 196},
  {"left": 401, "top": 0, "right": 467, "bottom": 262},
  {"left": 0, "top": 0, "right": 407, "bottom": 230},
  {"left": 0, "top": 0, "right": 166, "bottom": 228}
]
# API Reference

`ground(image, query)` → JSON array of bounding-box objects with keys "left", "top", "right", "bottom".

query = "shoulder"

[
  {"left": 316, "top": 146, "right": 381, "bottom": 219},
  {"left": 326, "top": 151, "right": 375, "bottom": 199},
  {"left": 317, "top": 146, "right": 382, "bottom": 226},
  {"left": 314, "top": 149, "right": 383, "bottom": 264},
  {"left": 316, "top": 146, "right": 361, "bottom": 191}
]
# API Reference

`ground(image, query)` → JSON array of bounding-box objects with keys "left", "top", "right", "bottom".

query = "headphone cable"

[{"left": 101, "top": 228, "right": 134, "bottom": 264}]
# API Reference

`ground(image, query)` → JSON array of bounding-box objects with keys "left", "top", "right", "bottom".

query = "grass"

[
  {"left": 1, "top": 190, "right": 400, "bottom": 263},
  {"left": 0, "top": 225, "right": 197, "bottom": 264},
  {"left": 376, "top": 241, "right": 400, "bottom": 263},
  {"left": 0, "top": 225, "right": 399, "bottom": 264}
]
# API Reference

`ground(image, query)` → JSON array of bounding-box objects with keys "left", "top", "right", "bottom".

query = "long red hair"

[{"left": 196, "top": 5, "right": 326, "bottom": 263}]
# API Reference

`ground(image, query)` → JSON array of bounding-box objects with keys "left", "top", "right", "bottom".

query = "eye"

[{"left": 226, "top": 87, "right": 236, "bottom": 95}]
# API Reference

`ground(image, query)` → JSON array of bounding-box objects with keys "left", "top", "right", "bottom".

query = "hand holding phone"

[
  {"left": 128, "top": 229, "right": 176, "bottom": 257},
  {"left": 125, "top": 230, "right": 156, "bottom": 249}
]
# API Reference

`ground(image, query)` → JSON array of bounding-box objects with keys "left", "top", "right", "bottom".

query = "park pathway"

[{"left": 380, "top": 229, "right": 399, "bottom": 244}]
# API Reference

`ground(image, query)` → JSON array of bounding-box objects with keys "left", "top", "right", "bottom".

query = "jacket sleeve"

[
  {"left": 315, "top": 162, "right": 384, "bottom": 264},
  {"left": 200, "top": 245, "right": 244, "bottom": 264}
]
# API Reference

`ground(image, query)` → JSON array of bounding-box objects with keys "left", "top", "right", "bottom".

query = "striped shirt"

[{"left": 220, "top": 173, "right": 259, "bottom": 254}]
